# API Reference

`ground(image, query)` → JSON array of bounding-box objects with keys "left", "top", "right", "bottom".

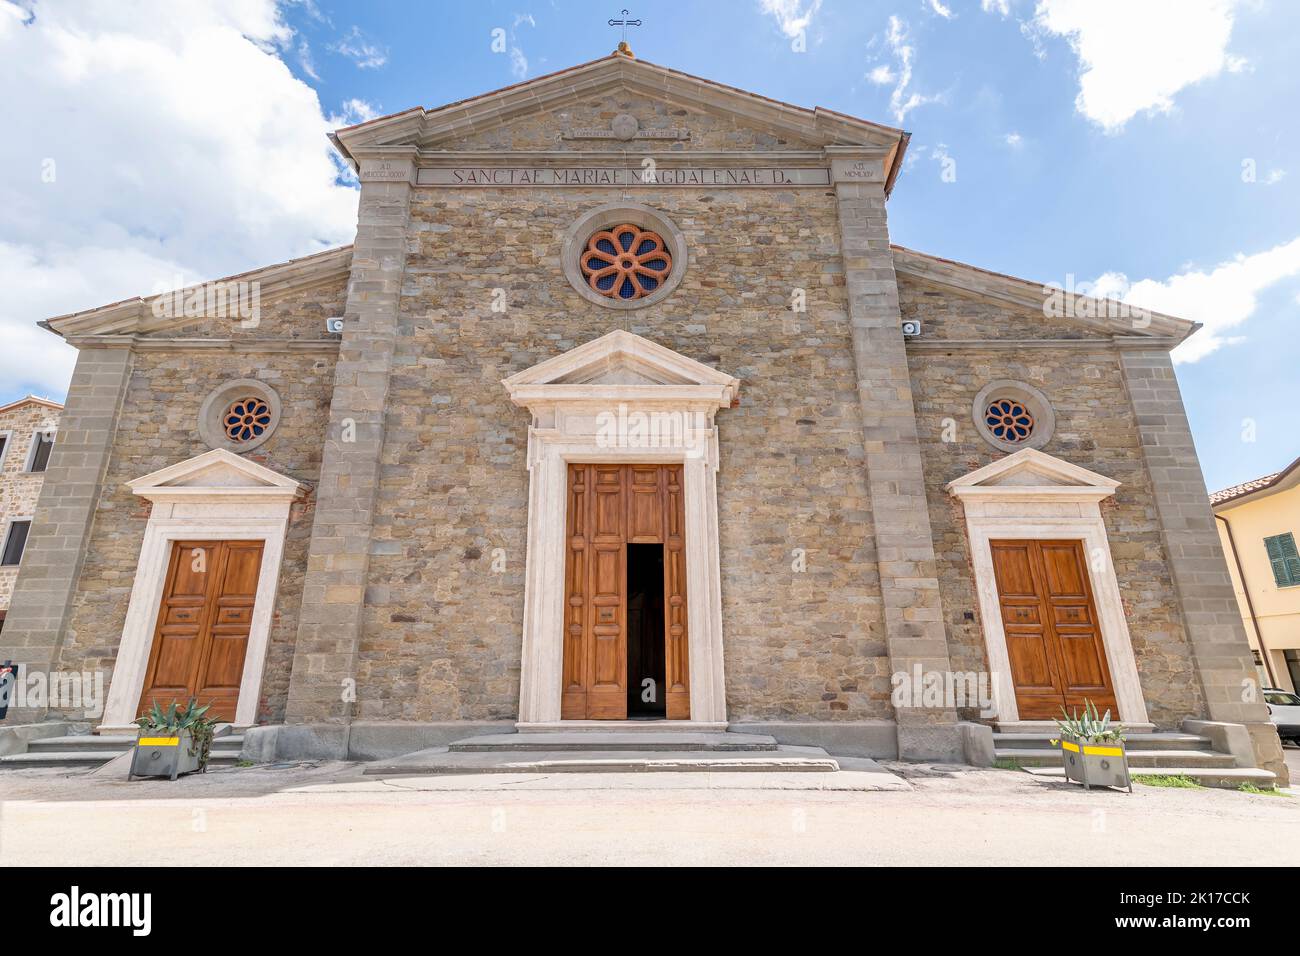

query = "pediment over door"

[
  {"left": 947, "top": 448, "right": 1120, "bottom": 504},
  {"left": 502, "top": 329, "right": 740, "bottom": 411},
  {"left": 127, "top": 448, "right": 305, "bottom": 504}
]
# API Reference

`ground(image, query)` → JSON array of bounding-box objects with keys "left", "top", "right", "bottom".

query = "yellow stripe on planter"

[
  {"left": 1060, "top": 741, "right": 1080, "bottom": 753},
  {"left": 138, "top": 737, "right": 180, "bottom": 747},
  {"left": 1082, "top": 745, "right": 1123, "bottom": 757}
]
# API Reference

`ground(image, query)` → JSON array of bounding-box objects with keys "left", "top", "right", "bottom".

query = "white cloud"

[
  {"left": 330, "top": 24, "right": 387, "bottom": 69},
  {"left": 981, "top": 0, "right": 1011, "bottom": 15},
  {"left": 875, "top": 16, "right": 942, "bottom": 124},
  {"left": 1003, "top": 131, "right": 1023, "bottom": 147},
  {"left": 296, "top": 39, "right": 319, "bottom": 80},
  {"left": 758, "top": 0, "right": 822, "bottom": 39},
  {"left": 0, "top": 0, "right": 359, "bottom": 399},
  {"left": 333, "top": 97, "right": 379, "bottom": 126},
  {"left": 1031, "top": 0, "right": 1245, "bottom": 132},
  {"left": 1264, "top": 168, "right": 1286, "bottom": 186},
  {"left": 867, "top": 64, "right": 895, "bottom": 85},
  {"left": 926, "top": 0, "right": 955, "bottom": 18},
  {"left": 1091, "top": 237, "right": 1300, "bottom": 363}
]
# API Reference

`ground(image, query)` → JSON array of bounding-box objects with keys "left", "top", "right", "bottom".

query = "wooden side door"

[
  {"left": 990, "top": 539, "right": 1116, "bottom": 720},
  {"left": 137, "top": 540, "right": 263, "bottom": 721}
]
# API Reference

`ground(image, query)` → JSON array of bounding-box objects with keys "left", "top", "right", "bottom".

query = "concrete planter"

[
  {"left": 1059, "top": 733, "right": 1131, "bottom": 792},
  {"left": 128, "top": 730, "right": 206, "bottom": 781}
]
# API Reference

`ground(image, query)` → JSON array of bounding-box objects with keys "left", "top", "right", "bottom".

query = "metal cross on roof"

[{"left": 608, "top": 8, "right": 642, "bottom": 46}]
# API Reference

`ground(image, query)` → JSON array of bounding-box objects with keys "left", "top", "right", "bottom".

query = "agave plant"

[
  {"left": 1053, "top": 699, "right": 1126, "bottom": 744},
  {"left": 135, "top": 697, "right": 224, "bottom": 768}
]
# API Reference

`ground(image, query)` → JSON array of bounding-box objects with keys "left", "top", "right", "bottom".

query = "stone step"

[
  {"left": 992, "top": 732, "right": 1214, "bottom": 752},
  {"left": 1025, "top": 766, "right": 1278, "bottom": 790},
  {"left": 447, "top": 732, "right": 778, "bottom": 753},
  {"left": 364, "top": 744, "right": 839, "bottom": 776},
  {"left": 995, "top": 747, "right": 1236, "bottom": 769},
  {"left": 0, "top": 748, "right": 244, "bottom": 770},
  {"left": 515, "top": 720, "right": 730, "bottom": 734},
  {"left": 26, "top": 735, "right": 244, "bottom": 753}
]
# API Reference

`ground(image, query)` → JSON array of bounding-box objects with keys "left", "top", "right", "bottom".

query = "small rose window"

[
  {"left": 223, "top": 396, "right": 274, "bottom": 443},
  {"left": 579, "top": 224, "right": 673, "bottom": 300},
  {"left": 984, "top": 398, "right": 1035, "bottom": 444}
]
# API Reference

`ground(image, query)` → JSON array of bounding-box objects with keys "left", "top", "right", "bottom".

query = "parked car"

[{"left": 1264, "top": 688, "right": 1300, "bottom": 745}]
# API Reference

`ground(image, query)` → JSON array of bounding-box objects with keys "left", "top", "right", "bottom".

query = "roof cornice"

[
  {"left": 892, "top": 245, "right": 1198, "bottom": 345},
  {"left": 42, "top": 245, "right": 352, "bottom": 339}
]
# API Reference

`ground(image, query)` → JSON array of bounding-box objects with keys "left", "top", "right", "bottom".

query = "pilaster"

[
  {"left": 828, "top": 148, "right": 960, "bottom": 760},
  {"left": 1119, "top": 348, "right": 1286, "bottom": 781},
  {"left": 284, "top": 150, "right": 416, "bottom": 728},
  {"left": 0, "top": 345, "right": 133, "bottom": 722}
]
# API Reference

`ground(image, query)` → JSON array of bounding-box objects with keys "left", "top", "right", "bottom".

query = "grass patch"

[
  {"left": 1133, "top": 773, "right": 1203, "bottom": 789},
  {"left": 991, "top": 758, "right": 1023, "bottom": 771},
  {"left": 1238, "top": 782, "right": 1289, "bottom": 797},
  {"left": 236, "top": 759, "right": 255, "bottom": 768}
]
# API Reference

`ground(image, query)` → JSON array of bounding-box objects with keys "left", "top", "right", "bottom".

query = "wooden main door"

[
  {"left": 136, "top": 540, "right": 264, "bottom": 721},
  {"left": 562, "top": 464, "right": 689, "bottom": 720},
  {"left": 989, "top": 539, "right": 1118, "bottom": 720}
]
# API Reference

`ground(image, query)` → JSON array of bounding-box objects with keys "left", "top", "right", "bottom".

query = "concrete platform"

[
  {"left": 363, "top": 744, "right": 840, "bottom": 776},
  {"left": 448, "top": 732, "right": 778, "bottom": 752}
]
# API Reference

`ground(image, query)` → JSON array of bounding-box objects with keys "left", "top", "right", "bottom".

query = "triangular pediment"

[
  {"left": 502, "top": 329, "right": 739, "bottom": 409},
  {"left": 948, "top": 448, "right": 1120, "bottom": 500},
  {"left": 332, "top": 54, "right": 906, "bottom": 182},
  {"left": 128, "top": 449, "right": 304, "bottom": 501}
]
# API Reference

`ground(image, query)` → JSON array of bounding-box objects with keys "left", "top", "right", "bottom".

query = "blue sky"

[{"left": 2, "top": 0, "right": 1297, "bottom": 491}]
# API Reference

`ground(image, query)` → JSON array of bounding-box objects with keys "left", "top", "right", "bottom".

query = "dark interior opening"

[{"left": 626, "top": 543, "right": 666, "bottom": 718}]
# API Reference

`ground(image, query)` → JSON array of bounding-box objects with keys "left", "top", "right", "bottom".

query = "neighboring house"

[
  {"left": 0, "top": 396, "right": 62, "bottom": 632},
  {"left": 1213, "top": 455, "right": 1300, "bottom": 693},
  {"left": 0, "top": 49, "right": 1284, "bottom": 778}
]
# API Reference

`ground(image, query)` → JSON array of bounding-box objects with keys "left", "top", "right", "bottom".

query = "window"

[
  {"left": 27, "top": 430, "right": 54, "bottom": 473},
  {"left": 0, "top": 433, "right": 8, "bottom": 471},
  {"left": 1264, "top": 691, "right": 1300, "bottom": 706},
  {"left": 1264, "top": 532, "right": 1300, "bottom": 588},
  {"left": 579, "top": 223, "right": 673, "bottom": 300},
  {"left": 983, "top": 398, "right": 1035, "bottom": 444},
  {"left": 1, "top": 520, "right": 31, "bottom": 566},
  {"left": 222, "top": 396, "right": 274, "bottom": 443}
]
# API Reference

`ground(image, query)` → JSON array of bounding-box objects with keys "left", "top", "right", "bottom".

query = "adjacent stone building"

[
  {"left": 0, "top": 396, "right": 62, "bottom": 631},
  {"left": 1, "top": 51, "right": 1283, "bottom": 777}
]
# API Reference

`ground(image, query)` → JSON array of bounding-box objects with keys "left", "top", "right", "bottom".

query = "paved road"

[{"left": 1, "top": 760, "right": 1297, "bottom": 866}]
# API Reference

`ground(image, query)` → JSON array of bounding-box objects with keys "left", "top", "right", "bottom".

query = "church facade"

[{"left": 3, "top": 52, "right": 1283, "bottom": 775}]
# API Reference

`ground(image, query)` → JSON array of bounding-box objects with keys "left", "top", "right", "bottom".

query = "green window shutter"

[{"left": 1264, "top": 533, "right": 1300, "bottom": 587}]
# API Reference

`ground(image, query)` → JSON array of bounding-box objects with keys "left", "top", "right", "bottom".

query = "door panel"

[
  {"left": 585, "top": 466, "right": 628, "bottom": 719},
  {"left": 561, "top": 467, "right": 590, "bottom": 719},
  {"left": 137, "top": 540, "right": 264, "bottom": 721},
  {"left": 662, "top": 465, "right": 690, "bottom": 719},
  {"left": 561, "top": 464, "right": 689, "bottom": 720},
  {"left": 990, "top": 539, "right": 1117, "bottom": 720}
]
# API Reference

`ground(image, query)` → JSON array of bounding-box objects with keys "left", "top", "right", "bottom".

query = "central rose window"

[{"left": 579, "top": 224, "right": 673, "bottom": 300}]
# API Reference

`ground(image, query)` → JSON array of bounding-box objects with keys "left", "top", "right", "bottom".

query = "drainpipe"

[{"left": 1216, "top": 512, "right": 1278, "bottom": 688}]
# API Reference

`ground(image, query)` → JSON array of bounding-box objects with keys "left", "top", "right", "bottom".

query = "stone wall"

[
  {"left": 900, "top": 275, "right": 1206, "bottom": 727},
  {"left": 45, "top": 279, "right": 345, "bottom": 723},
  {"left": 352, "top": 183, "right": 893, "bottom": 721},
  {"left": 0, "top": 401, "right": 60, "bottom": 610}
]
